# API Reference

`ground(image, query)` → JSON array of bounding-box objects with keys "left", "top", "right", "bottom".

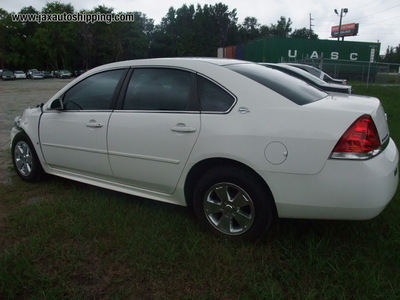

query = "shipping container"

[
  {"left": 225, "top": 37, "right": 380, "bottom": 81},
  {"left": 242, "top": 37, "right": 380, "bottom": 63},
  {"left": 236, "top": 44, "right": 245, "bottom": 60},
  {"left": 224, "top": 45, "right": 236, "bottom": 59}
]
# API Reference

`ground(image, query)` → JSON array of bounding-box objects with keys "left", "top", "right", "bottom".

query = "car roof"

[{"left": 96, "top": 57, "right": 250, "bottom": 69}]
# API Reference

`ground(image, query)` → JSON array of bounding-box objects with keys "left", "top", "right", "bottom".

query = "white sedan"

[
  {"left": 14, "top": 71, "right": 27, "bottom": 79},
  {"left": 10, "top": 58, "right": 399, "bottom": 241}
]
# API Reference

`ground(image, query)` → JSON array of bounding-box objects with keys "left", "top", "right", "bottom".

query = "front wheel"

[
  {"left": 12, "top": 132, "right": 44, "bottom": 182},
  {"left": 192, "top": 167, "right": 276, "bottom": 241}
]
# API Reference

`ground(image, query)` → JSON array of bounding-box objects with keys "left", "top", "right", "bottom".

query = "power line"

[
  {"left": 362, "top": 14, "right": 400, "bottom": 26},
  {"left": 352, "top": 0, "right": 380, "bottom": 10},
  {"left": 349, "top": 4, "right": 400, "bottom": 22}
]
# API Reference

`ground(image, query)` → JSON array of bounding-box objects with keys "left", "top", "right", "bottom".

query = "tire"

[
  {"left": 11, "top": 132, "right": 44, "bottom": 182},
  {"left": 192, "top": 167, "right": 276, "bottom": 241}
]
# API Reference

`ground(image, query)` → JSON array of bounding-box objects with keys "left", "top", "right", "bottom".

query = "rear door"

[{"left": 107, "top": 68, "right": 201, "bottom": 194}]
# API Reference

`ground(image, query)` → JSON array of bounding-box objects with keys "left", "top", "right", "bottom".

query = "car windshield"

[
  {"left": 3, "top": 71, "right": 13, "bottom": 75},
  {"left": 225, "top": 63, "right": 327, "bottom": 105}
]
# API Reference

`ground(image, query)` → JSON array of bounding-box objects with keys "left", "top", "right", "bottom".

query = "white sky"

[{"left": 2, "top": 0, "right": 400, "bottom": 55}]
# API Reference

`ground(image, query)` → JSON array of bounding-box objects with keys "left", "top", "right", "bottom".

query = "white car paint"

[{"left": 11, "top": 58, "right": 399, "bottom": 227}]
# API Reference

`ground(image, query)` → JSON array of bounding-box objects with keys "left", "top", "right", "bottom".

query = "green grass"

[{"left": 1, "top": 85, "right": 400, "bottom": 299}]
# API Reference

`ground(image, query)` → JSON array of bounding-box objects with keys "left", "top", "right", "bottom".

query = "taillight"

[{"left": 331, "top": 114, "right": 382, "bottom": 160}]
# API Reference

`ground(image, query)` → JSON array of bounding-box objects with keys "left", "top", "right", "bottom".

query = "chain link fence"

[{"left": 287, "top": 58, "right": 400, "bottom": 84}]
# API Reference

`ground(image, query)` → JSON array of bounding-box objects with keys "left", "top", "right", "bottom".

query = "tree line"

[
  {"left": 0, "top": 2, "right": 398, "bottom": 71},
  {"left": 0, "top": 2, "right": 317, "bottom": 71}
]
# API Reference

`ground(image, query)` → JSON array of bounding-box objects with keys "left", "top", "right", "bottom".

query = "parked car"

[
  {"left": 285, "top": 63, "right": 347, "bottom": 85},
  {"left": 1, "top": 70, "right": 16, "bottom": 80},
  {"left": 73, "top": 70, "right": 86, "bottom": 77},
  {"left": 31, "top": 70, "right": 44, "bottom": 79},
  {"left": 14, "top": 70, "right": 27, "bottom": 79},
  {"left": 10, "top": 58, "right": 399, "bottom": 241},
  {"left": 26, "top": 69, "right": 38, "bottom": 79},
  {"left": 42, "top": 71, "right": 53, "bottom": 78},
  {"left": 58, "top": 70, "right": 72, "bottom": 79},
  {"left": 260, "top": 63, "right": 353, "bottom": 94}
]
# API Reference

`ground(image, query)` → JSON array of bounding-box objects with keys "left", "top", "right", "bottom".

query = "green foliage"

[
  {"left": 381, "top": 44, "right": 400, "bottom": 63},
  {"left": 269, "top": 16, "right": 293, "bottom": 38},
  {"left": 291, "top": 27, "right": 319, "bottom": 39}
]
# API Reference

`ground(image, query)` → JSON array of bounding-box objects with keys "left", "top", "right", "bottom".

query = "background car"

[
  {"left": 10, "top": 58, "right": 398, "bottom": 241},
  {"left": 260, "top": 63, "right": 353, "bottom": 94},
  {"left": 42, "top": 71, "right": 53, "bottom": 78},
  {"left": 1, "top": 70, "right": 16, "bottom": 80},
  {"left": 73, "top": 70, "right": 86, "bottom": 77},
  {"left": 58, "top": 70, "right": 72, "bottom": 79},
  {"left": 26, "top": 69, "right": 38, "bottom": 79},
  {"left": 285, "top": 63, "right": 347, "bottom": 85},
  {"left": 31, "top": 70, "right": 44, "bottom": 79},
  {"left": 14, "top": 70, "right": 27, "bottom": 79}
]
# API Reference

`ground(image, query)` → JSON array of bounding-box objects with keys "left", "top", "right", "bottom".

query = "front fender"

[{"left": 10, "top": 107, "right": 48, "bottom": 172}]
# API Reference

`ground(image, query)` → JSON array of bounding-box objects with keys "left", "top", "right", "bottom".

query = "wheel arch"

[{"left": 184, "top": 157, "right": 277, "bottom": 214}]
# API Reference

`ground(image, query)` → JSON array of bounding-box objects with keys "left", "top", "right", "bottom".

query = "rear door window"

[
  {"left": 123, "top": 68, "right": 197, "bottom": 111},
  {"left": 197, "top": 76, "right": 235, "bottom": 112}
]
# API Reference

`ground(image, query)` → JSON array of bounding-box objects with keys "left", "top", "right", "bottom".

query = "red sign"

[{"left": 331, "top": 23, "right": 359, "bottom": 37}]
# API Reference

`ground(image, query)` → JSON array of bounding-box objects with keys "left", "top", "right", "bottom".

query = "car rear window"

[{"left": 225, "top": 63, "right": 327, "bottom": 105}]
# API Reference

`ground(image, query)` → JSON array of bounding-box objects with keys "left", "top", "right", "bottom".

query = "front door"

[{"left": 39, "top": 69, "right": 127, "bottom": 178}]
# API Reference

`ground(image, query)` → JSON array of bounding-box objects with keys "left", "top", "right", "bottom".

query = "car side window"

[
  {"left": 197, "top": 76, "right": 235, "bottom": 112},
  {"left": 63, "top": 69, "right": 125, "bottom": 110},
  {"left": 123, "top": 68, "right": 194, "bottom": 111}
]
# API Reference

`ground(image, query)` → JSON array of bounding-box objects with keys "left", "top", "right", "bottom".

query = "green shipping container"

[
  {"left": 244, "top": 37, "right": 380, "bottom": 63},
  {"left": 242, "top": 37, "right": 380, "bottom": 80}
]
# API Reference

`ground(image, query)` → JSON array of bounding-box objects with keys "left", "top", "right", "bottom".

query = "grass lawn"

[{"left": 1, "top": 85, "right": 399, "bottom": 299}]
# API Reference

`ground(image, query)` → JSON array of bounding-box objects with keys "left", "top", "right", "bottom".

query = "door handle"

[
  {"left": 86, "top": 121, "right": 103, "bottom": 128},
  {"left": 171, "top": 123, "right": 197, "bottom": 133}
]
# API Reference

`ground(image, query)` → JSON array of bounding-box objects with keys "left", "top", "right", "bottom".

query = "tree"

[
  {"left": 33, "top": 2, "right": 76, "bottom": 70},
  {"left": 0, "top": 3, "right": 323, "bottom": 70},
  {"left": 291, "top": 27, "right": 318, "bottom": 39},
  {"left": 269, "top": 16, "right": 292, "bottom": 38},
  {"left": 382, "top": 45, "right": 400, "bottom": 63},
  {"left": 242, "top": 17, "right": 260, "bottom": 40},
  {"left": 151, "top": 7, "right": 178, "bottom": 57},
  {"left": 151, "top": 3, "right": 238, "bottom": 57}
]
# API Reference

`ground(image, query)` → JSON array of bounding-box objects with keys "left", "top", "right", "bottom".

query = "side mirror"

[{"left": 50, "top": 98, "right": 63, "bottom": 110}]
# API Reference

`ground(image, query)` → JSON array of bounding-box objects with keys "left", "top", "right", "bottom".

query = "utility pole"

[
  {"left": 334, "top": 8, "right": 348, "bottom": 41},
  {"left": 309, "top": 13, "right": 314, "bottom": 39}
]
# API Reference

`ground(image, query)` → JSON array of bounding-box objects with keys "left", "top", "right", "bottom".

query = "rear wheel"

[
  {"left": 192, "top": 167, "right": 276, "bottom": 241},
  {"left": 12, "top": 132, "right": 44, "bottom": 182}
]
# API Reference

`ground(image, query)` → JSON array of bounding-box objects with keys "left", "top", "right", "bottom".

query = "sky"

[{"left": 2, "top": 0, "right": 400, "bottom": 55}]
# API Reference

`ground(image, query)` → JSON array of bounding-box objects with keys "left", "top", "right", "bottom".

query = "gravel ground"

[{"left": 0, "top": 78, "right": 72, "bottom": 184}]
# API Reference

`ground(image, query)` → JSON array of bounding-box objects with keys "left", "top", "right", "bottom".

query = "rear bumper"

[{"left": 264, "top": 138, "right": 399, "bottom": 220}]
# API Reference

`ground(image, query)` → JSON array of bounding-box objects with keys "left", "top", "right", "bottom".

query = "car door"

[
  {"left": 39, "top": 69, "right": 127, "bottom": 178},
  {"left": 107, "top": 68, "right": 200, "bottom": 194}
]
